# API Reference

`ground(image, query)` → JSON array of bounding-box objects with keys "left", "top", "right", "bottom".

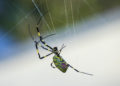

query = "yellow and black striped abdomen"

[{"left": 53, "top": 55, "right": 69, "bottom": 73}]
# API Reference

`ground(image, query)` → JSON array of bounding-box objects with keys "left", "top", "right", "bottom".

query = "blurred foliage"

[{"left": 0, "top": 0, "right": 120, "bottom": 41}]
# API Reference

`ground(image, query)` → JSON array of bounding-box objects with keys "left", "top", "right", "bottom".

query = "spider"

[{"left": 28, "top": 18, "right": 93, "bottom": 76}]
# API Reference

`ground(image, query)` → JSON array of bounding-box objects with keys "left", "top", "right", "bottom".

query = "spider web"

[{"left": 0, "top": 0, "right": 108, "bottom": 42}]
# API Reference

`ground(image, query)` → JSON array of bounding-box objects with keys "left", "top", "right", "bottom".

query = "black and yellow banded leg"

[
  {"left": 69, "top": 65, "right": 93, "bottom": 76},
  {"left": 40, "top": 53, "right": 53, "bottom": 59},
  {"left": 35, "top": 42, "right": 52, "bottom": 59},
  {"left": 36, "top": 25, "right": 41, "bottom": 37},
  {"left": 36, "top": 26, "right": 53, "bottom": 50},
  {"left": 35, "top": 42, "right": 41, "bottom": 59},
  {"left": 38, "top": 43, "right": 52, "bottom": 52},
  {"left": 40, "top": 38, "right": 53, "bottom": 50}
]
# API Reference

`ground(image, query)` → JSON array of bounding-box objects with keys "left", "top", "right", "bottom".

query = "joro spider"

[{"left": 29, "top": 20, "right": 93, "bottom": 76}]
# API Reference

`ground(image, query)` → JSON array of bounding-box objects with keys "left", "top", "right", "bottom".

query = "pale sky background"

[{"left": 0, "top": 8, "right": 120, "bottom": 86}]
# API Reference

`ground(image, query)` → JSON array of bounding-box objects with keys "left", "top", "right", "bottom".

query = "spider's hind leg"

[{"left": 68, "top": 64, "right": 93, "bottom": 76}]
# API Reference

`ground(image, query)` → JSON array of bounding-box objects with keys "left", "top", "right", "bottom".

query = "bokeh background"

[{"left": 0, "top": 0, "right": 120, "bottom": 86}]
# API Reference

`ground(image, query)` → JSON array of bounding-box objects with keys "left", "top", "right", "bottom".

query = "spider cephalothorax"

[
  {"left": 53, "top": 47, "right": 58, "bottom": 51},
  {"left": 53, "top": 47, "right": 59, "bottom": 54}
]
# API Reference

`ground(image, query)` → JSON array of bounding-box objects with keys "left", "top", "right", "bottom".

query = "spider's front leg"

[
  {"left": 36, "top": 26, "right": 53, "bottom": 50},
  {"left": 35, "top": 41, "right": 41, "bottom": 58},
  {"left": 59, "top": 44, "right": 66, "bottom": 54},
  {"left": 40, "top": 53, "right": 53, "bottom": 59},
  {"left": 35, "top": 41, "right": 53, "bottom": 59}
]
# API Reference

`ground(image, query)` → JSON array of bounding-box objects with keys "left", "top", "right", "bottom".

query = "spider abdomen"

[{"left": 53, "top": 55, "right": 69, "bottom": 73}]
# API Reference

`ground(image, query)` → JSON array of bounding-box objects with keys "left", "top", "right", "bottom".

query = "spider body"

[
  {"left": 53, "top": 55, "right": 69, "bottom": 73},
  {"left": 50, "top": 47, "right": 69, "bottom": 73}
]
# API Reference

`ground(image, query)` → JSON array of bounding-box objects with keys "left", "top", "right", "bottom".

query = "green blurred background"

[{"left": 0, "top": 0, "right": 120, "bottom": 41}]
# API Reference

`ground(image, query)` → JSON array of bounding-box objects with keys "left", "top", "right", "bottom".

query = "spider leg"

[
  {"left": 43, "top": 33, "right": 56, "bottom": 39},
  {"left": 36, "top": 26, "right": 53, "bottom": 50},
  {"left": 28, "top": 24, "right": 40, "bottom": 58},
  {"left": 37, "top": 34, "right": 56, "bottom": 43},
  {"left": 59, "top": 44, "right": 66, "bottom": 54},
  {"left": 38, "top": 43, "right": 52, "bottom": 52},
  {"left": 37, "top": 33, "right": 56, "bottom": 52},
  {"left": 36, "top": 42, "right": 53, "bottom": 59},
  {"left": 50, "top": 62, "right": 56, "bottom": 68},
  {"left": 35, "top": 41, "right": 41, "bottom": 58},
  {"left": 68, "top": 65, "right": 93, "bottom": 76},
  {"left": 28, "top": 24, "right": 52, "bottom": 52},
  {"left": 35, "top": 42, "right": 53, "bottom": 59},
  {"left": 40, "top": 52, "right": 53, "bottom": 59}
]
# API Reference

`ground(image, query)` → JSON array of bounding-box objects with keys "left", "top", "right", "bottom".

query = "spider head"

[
  {"left": 53, "top": 47, "right": 59, "bottom": 55},
  {"left": 53, "top": 47, "right": 58, "bottom": 51}
]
